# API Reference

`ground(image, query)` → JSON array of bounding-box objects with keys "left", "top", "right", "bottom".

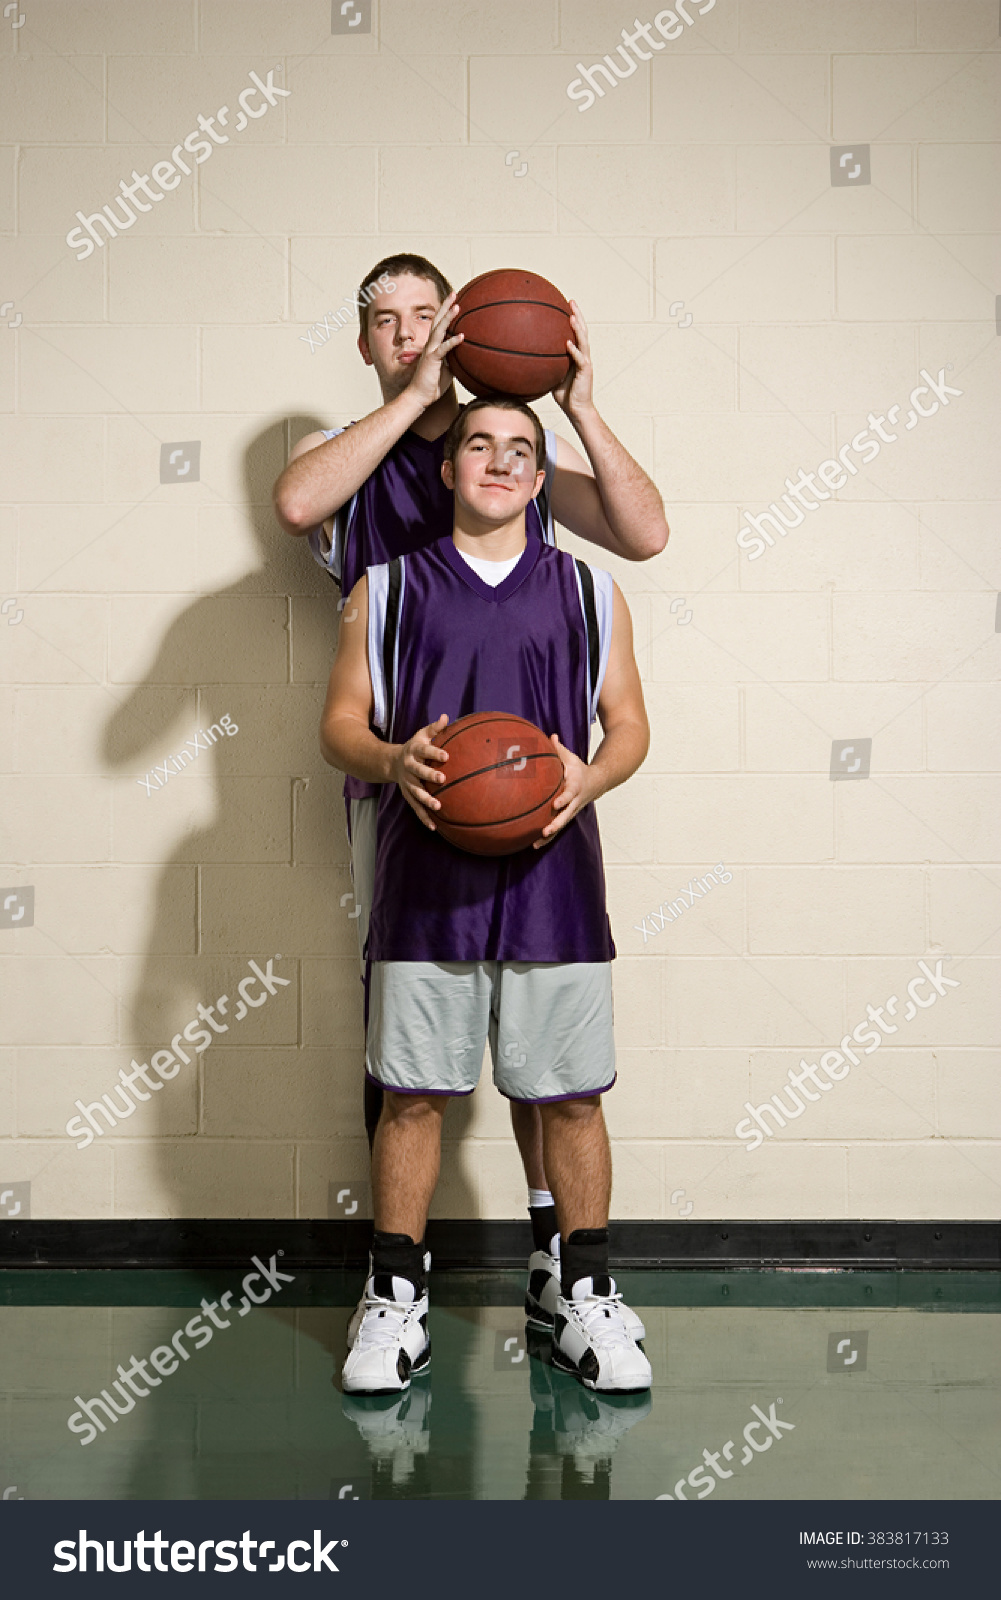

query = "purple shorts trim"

[
  {"left": 503, "top": 1073, "right": 617, "bottom": 1106},
  {"left": 364, "top": 1069, "right": 475, "bottom": 1099}
]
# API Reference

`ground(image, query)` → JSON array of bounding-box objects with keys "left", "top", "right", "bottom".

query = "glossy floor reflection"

[{"left": 2, "top": 1270, "right": 998, "bottom": 1501}]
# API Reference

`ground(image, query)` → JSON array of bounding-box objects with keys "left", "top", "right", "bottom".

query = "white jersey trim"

[
  {"left": 538, "top": 427, "right": 558, "bottom": 545},
  {"left": 367, "top": 562, "right": 390, "bottom": 735},
  {"left": 572, "top": 560, "right": 614, "bottom": 726},
  {"left": 591, "top": 566, "right": 614, "bottom": 721}
]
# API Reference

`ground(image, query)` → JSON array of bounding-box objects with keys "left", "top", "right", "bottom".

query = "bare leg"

[
  {"left": 539, "top": 1097, "right": 611, "bottom": 1236},
  {"left": 372, "top": 1091, "right": 448, "bottom": 1240},
  {"left": 509, "top": 1099, "right": 548, "bottom": 1190}
]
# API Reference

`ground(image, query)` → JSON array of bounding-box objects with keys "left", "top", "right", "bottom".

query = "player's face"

[
  {"left": 358, "top": 274, "right": 442, "bottom": 389},
  {"left": 448, "top": 409, "right": 545, "bottom": 523}
]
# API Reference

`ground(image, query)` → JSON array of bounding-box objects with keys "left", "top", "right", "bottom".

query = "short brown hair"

[
  {"left": 357, "top": 253, "right": 452, "bottom": 335},
  {"left": 443, "top": 397, "right": 546, "bottom": 471}
]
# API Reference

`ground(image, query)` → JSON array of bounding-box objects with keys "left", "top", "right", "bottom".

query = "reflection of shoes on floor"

[
  {"left": 341, "top": 1378, "right": 431, "bottom": 1488},
  {"left": 553, "top": 1375, "right": 652, "bottom": 1485},
  {"left": 526, "top": 1324, "right": 555, "bottom": 1412},
  {"left": 552, "top": 1277, "right": 653, "bottom": 1394},
  {"left": 341, "top": 1272, "right": 430, "bottom": 1395},
  {"left": 525, "top": 1240, "right": 646, "bottom": 1343},
  {"left": 347, "top": 1250, "right": 431, "bottom": 1350}
]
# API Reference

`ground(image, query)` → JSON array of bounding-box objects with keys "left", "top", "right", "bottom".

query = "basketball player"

[
  {"left": 273, "top": 253, "right": 668, "bottom": 1321},
  {"left": 319, "top": 397, "right": 652, "bottom": 1395}
]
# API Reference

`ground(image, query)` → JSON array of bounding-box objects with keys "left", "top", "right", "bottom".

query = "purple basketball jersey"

[
  {"left": 308, "top": 424, "right": 558, "bottom": 802},
  {"left": 365, "top": 537, "right": 616, "bottom": 964}
]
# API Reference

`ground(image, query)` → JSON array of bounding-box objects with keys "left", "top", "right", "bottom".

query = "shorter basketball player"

[{"left": 319, "top": 397, "right": 652, "bottom": 1396}]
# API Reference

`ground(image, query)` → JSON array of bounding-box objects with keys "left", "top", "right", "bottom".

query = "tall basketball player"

[{"left": 273, "top": 254, "right": 669, "bottom": 1320}]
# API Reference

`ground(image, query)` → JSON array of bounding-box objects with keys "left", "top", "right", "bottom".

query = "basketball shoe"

[
  {"left": 347, "top": 1249, "right": 431, "bottom": 1349},
  {"left": 525, "top": 1237, "right": 646, "bottom": 1342},
  {"left": 551, "top": 1275, "right": 652, "bottom": 1393},
  {"left": 341, "top": 1270, "right": 430, "bottom": 1395}
]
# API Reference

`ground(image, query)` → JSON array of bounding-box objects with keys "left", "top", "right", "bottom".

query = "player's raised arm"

[
  {"left": 548, "top": 300, "right": 670, "bottom": 562},
  {"left": 536, "top": 581, "right": 649, "bottom": 845},
  {"left": 273, "top": 291, "right": 463, "bottom": 537},
  {"left": 318, "top": 576, "right": 449, "bottom": 828}
]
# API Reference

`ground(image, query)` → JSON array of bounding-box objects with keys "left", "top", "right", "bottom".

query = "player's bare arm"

[
  {"left": 272, "top": 292, "right": 464, "bottom": 537},
  {"left": 549, "top": 301, "right": 670, "bottom": 563},
  {"left": 319, "top": 576, "right": 449, "bottom": 829},
  {"left": 535, "top": 581, "right": 648, "bottom": 847}
]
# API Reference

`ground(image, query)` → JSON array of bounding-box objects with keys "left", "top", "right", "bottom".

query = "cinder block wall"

[{"left": 1, "top": 0, "right": 997, "bottom": 1222}]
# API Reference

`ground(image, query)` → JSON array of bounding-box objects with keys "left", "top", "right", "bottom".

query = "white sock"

[{"left": 528, "top": 1187, "right": 554, "bottom": 1211}]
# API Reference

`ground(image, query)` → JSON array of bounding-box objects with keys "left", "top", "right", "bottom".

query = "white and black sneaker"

[
  {"left": 341, "top": 1272, "right": 430, "bottom": 1396},
  {"left": 525, "top": 1238, "right": 646, "bottom": 1343},
  {"left": 552, "top": 1276, "right": 653, "bottom": 1394},
  {"left": 348, "top": 1250, "right": 431, "bottom": 1350}
]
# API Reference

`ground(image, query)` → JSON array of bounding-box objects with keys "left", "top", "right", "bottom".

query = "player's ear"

[
  {"left": 530, "top": 467, "right": 546, "bottom": 499},
  {"left": 441, "top": 457, "right": 455, "bottom": 491},
  {"left": 357, "top": 333, "right": 374, "bottom": 367}
]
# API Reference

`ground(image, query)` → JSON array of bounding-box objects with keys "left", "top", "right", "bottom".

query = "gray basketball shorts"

[
  {"left": 365, "top": 959, "right": 616, "bottom": 1103},
  {"left": 347, "top": 794, "right": 379, "bottom": 975}
]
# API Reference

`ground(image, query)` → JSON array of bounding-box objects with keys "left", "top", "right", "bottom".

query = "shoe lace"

[
  {"left": 571, "top": 1290, "right": 631, "bottom": 1346},
  {"left": 357, "top": 1293, "right": 421, "bottom": 1351}
]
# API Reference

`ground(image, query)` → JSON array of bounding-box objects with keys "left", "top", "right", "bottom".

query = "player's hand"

[
  {"left": 391, "top": 714, "right": 449, "bottom": 830},
  {"left": 551, "top": 300, "right": 595, "bottom": 417},
  {"left": 533, "top": 734, "right": 595, "bottom": 847},
  {"left": 407, "top": 293, "right": 464, "bottom": 410}
]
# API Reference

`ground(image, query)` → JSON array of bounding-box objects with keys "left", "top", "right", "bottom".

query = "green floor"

[{"left": 2, "top": 1271, "right": 998, "bottom": 1501}]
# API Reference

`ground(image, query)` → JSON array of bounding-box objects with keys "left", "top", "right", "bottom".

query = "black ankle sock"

[
  {"left": 371, "top": 1230, "right": 425, "bottom": 1297},
  {"left": 561, "top": 1228, "right": 610, "bottom": 1299},
  {"left": 529, "top": 1203, "right": 559, "bottom": 1253}
]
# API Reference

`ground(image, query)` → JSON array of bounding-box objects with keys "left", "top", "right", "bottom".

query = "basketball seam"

[
  {"left": 439, "top": 750, "right": 562, "bottom": 792},
  {"left": 455, "top": 297, "right": 569, "bottom": 316},
  {"left": 457, "top": 339, "right": 570, "bottom": 361},
  {"left": 438, "top": 775, "right": 565, "bottom": 831},
  {"left": 434, "top": 713, "right": 541, "bottom": 752},
  {"left": 447, "top": 349, "right": 490, "bottom": 388}
]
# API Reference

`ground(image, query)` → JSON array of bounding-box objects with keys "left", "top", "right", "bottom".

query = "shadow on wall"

[{"left": 99, "top": 415, "right": 477, "bottom": 1228}]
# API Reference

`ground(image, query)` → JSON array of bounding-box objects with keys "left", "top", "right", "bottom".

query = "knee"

[
  {"left": 382, "top": 1091, "right": 447, "bottom": 1126},
  {"left": 541, "top": 1095, "right": 601, "bottom": 1128},
  {"left": 508, "top": 1098, "right": 540, "bottom": 1129}
]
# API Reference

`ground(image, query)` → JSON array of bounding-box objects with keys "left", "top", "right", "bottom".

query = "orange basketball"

[
  {"left": 447, "top": 269, "right": 573, "bottom": 402},
  {"left": 430, "top": 712, "right": 565, "bottom": 856}
]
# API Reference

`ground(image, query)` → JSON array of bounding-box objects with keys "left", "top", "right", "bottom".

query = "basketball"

[
  {"left": 429, "top": 711, "right": 565, "bottom": 856},
  {"left": 447, "top": 269, "right": 573, "bottom": 402}
]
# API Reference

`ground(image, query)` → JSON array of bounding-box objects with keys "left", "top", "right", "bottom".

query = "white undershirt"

[{"left": 456, "top": 547, "right": 522, "bottom": 587}]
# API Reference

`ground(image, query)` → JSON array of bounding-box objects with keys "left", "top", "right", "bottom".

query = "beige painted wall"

[{"left": 0, "top": 0, "right": 998, "bottom": 1222}]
